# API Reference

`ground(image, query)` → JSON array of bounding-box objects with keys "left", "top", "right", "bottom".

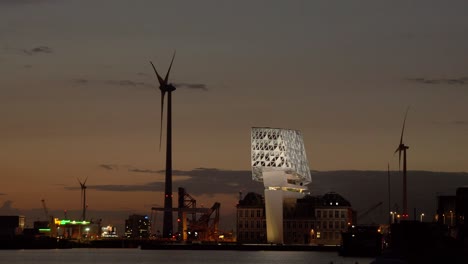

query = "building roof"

[
  {"left": 320, "top": 192, "right": 352, "bottom": 207},
  {"left": 238, "top": 192, "right": 264, "bottom": 207}
]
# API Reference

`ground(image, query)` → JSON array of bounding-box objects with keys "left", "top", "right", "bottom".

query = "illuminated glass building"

[
  {"left": 125, "top": 214, "right": 150, "bottom": 239},
  {"left": 251, "top": 127, "right": 311, "bottom": 244}
]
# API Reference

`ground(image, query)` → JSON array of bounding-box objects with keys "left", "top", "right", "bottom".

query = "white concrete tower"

[{"left": 251, "top": 127, "right": 311, "bottom": 244}]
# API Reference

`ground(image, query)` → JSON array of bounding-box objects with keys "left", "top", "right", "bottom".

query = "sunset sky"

[{"left": 1, "top": 0, "right": 468, "bottom": 230}]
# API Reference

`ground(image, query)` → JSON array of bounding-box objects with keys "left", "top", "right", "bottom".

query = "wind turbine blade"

[
  {"left": 77, "top": 178, "right": 82, "bottom": 187},
  {"left": 399, "top": 107, "right": 410, "bottom": 145},
  {"left": 150, "top": 61, "right": 165, "bottom": 86},
  {"left": 83, "top": 176, "right": 89, "bottom": 186},
  {"left": 164, "top": 51, "right": 176, "bottom": 84},
  {"left": 159, "top": 90, "right": 166, "bottom": 151}
]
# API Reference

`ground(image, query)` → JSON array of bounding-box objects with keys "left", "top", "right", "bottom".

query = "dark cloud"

[
  {"left": 23, "top": 46, "right": 53, "bottom": 55},
  {"left": 453, "top": 121, "right": 468, "bottom": 126},
  {"left": 72, "top": 78, "right": 89, "bottom": 85},
  {"left": 77, "top": 168, "right": 468, "bottom": 225},
  {"left": 104, "top": 80, "right": 152, "bottom": 88},
  {"left": 72, "top": 167, "right": 262, "bottom": 196},
  {"left": 0, "top": 0, "right": 49, "bottom": 4},
  {"left": 128, "top": 168, "right": 159, "bottom": 174},
  {"left": 175, "top": 83, "right": 208, "bottom": 91},
  {"left": 71, "top": 78, "right": 152, "bottom": 88},
  {"left": 71, "top": 78, "right": 207, "bottom": 91},
  {"left": 99, "top": 164, "right": 118, "bottom": 170},
  {"left": 407, "top": 77, "right": 468, "bottom": 85},
  {"left": 0, "top": 200, "right": 21, "bottom": 215}
]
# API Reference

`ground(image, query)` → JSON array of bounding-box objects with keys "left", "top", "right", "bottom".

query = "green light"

[
  {"left": 57, "top": 219, "right": 90, "bottom": 225},
  {"left": 39, "top": 228, "right": 51, "bottom": 232}
]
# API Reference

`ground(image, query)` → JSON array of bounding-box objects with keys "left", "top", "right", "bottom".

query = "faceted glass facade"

[{"left": 251, "top": 127, "right": 311, "bottom": 185}]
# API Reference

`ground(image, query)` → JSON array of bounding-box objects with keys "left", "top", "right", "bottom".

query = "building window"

[
  {"left": 251, "top": 221, "right": 254, "bottom": 228},
  {"left": 292, "top": 222, "right": 296, "bottom": 228},
  {"left": 323, "top": 210, "right": 327, "bottom": 218},
  {"left": 251, "top": 210, "right": 254, "bottom": 217},
  {"left": 305, "top": 222, "right": 308, "bottom": 228},
  {"left": 317, "top": 210, "right": 321, "bottom": 218},
  {"left": 239, "top": 222, "right": 243, "bottom": 228},
  {"left": 299, "top": 222, "right": 302, "bottom": 228},
  {"left": 335, "top": 210, "right": 339, "bottom": 218},
  {"left": 323, "top": 221, "right": 327, "bottom": 229},
  {"left": 328, "top": 210, "right": 333, "bottom": 218},
  {"left": 239, "top": 210, "right": 243, "bottom": 217},
  {"left": 257, "top": 221, "right": 260, "bottom": 228},
  {"left": 244, "top": 232, "right": 248, "bottom": 239},
  {"left": 341, "top": 221, "right": 345, "bottom": 229},
  {"left": 341, "top": 210, "right": 346, "bottom": 218},
  {"left": 329, "top": 221, "right": 333, "bottom": 229},
  {"left": 317, "top": 221, "right": 321, "bottom": 229},
  {"left": 257, "top": 210, "right": 261, "bottom": 217},
  {"left": 335, "top": 221, "right": 339, "bottom": 229},
  {"left": 245, "top": 221, "right": 249, "bottom": 228}
]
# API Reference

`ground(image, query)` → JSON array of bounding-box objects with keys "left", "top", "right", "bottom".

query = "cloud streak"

[
  {"left": 407, "top": 77, "right": 468, "bottom": 85},
  {"left": 452, "top": 121, "right": 468, "bottom": 126},
  {"left": 174, "top": 83, "right": 208, "bottom": 91},
  {"left": 99, "top": 164, "right": 118, "bottom": 170},
  {"left": 23, "top": 46, "right": 53, "bottom": 55},
  {"left": 72, "top": 78, "right": 208, "bottom": 92},
  {"left": 72, "top": 78, "right": 153, "bottom": 88},
  {"left": 68, "top": 167, "right": 262, "bottom": 196}
]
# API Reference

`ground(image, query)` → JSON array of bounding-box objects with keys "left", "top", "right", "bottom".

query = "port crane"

[
  {"left": 357, "top": 201, "right": 383, "bottom": 224},
  {"left": 152, "top": 187, "right": 220, "bottom": 242}
]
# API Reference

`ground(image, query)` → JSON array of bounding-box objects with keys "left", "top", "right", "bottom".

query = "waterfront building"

[
  {"left": 236, "top": 191, "right": 354, "bottom": 245},
  {"left": 0, "top": 216, "right": 25, "bottom": 239},
  {"left": 236, "top": 192, "right": 266, "bottom": 243},
  {"left": 309, "top": 192, "right": 354, "bottom": 245},
  {"left": 125, "top": 214, "right": 150, "bottom": 239}
]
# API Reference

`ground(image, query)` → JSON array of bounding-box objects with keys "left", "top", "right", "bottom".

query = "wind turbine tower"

[
  {"left": 395, "top": 108, "right": 410, "bottom": 219},
  {"left": 150, "top": 52, "right": 177, "bottom": 238},
  {"left": 78, "top": 177, "right": 88, "bottom": 221}
]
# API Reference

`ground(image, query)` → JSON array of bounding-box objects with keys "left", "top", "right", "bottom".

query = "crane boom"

[
  {"left": 41, "top": 199, "right": 50, "bottom": 220},
  {"left": 357, "top": 201, "right": 383, "bottom": 223}
]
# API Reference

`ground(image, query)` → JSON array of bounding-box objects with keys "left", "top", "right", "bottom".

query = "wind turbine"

[
  {"left": 150, "top": 52, "right": 176, "bottom": 238},
  {"left": 78, "top": 176, "right": 88, "bottom": 221},
  {"left": 394, "top": 108, "right": 410, "bottom": 219}
]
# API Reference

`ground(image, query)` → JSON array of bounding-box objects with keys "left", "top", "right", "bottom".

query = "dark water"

[{"left": 0, "top": 248, "right": 372, "bottom": 264}]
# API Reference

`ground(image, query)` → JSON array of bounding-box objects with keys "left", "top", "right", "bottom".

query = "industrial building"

[
  {"left": 124, "top": 214, "right": 150, "bottom": 239},
  {"left": 236, "top": 191, "right": 354, "bottom": 245},
  {"left": 0, "top": 216, "right": 25, "bottom": 239}
]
